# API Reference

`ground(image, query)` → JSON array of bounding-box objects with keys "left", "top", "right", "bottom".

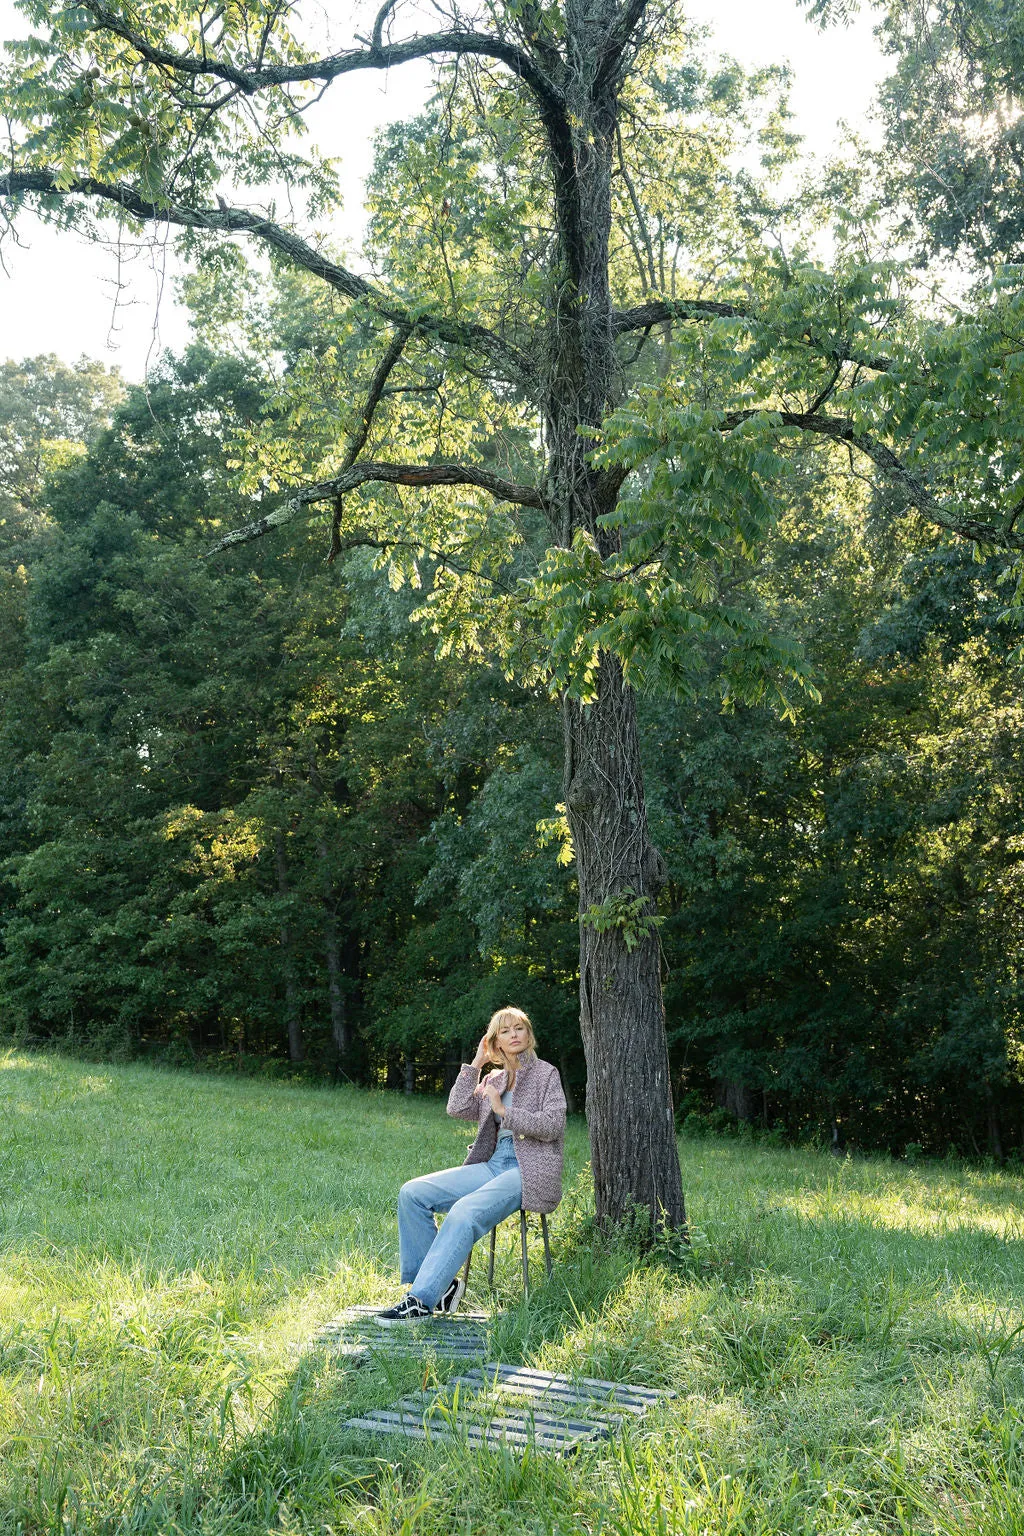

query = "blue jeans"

[{"left": 398, "top": 1138, "right": 522, "bottom": 1310}]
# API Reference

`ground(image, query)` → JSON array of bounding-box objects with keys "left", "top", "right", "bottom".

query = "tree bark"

[{"left": 564, "top": 656, "right": 685, "bottom": 1227}]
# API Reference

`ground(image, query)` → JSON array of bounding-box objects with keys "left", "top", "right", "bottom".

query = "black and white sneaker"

[
  {"left": 375, "top": 1294, "right": 432, "bottom": 1327},
  {"left": 436, "top": 1276, "right": 465, "bottom": 1316}
]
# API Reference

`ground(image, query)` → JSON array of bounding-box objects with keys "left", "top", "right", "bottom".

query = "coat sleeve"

[
  {"left": 502, "top": 1066, "right": 566, "bottom": 1143},
  {"left": 447, "top": 1063, "right": 482, "bottom": 1122}
]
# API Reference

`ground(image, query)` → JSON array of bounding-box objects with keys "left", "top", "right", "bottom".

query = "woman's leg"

[
  {"left": 398, "top": 1164, "right": 494, "bottom": 1288},
  {"left": 409, "top": 1163, "right": 522, "bottom": 1310}
]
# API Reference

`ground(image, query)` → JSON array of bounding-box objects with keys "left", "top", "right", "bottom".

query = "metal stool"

[{"left": 462, "top": 1210, "right": 553, "bottom": 1299}]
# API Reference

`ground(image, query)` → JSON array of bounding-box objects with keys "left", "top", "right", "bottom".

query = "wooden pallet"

[
  {"left": 343, "top": 1364, "right": 676, "bottom": 1455},
  {"left": 447, "top": 1364, "right": 671, "bottom": 1417},
  {"left": 313, "top": 1304, "right": 492, "bottom": 1361}
]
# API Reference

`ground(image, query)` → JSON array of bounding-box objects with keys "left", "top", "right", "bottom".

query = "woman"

[{"left": 376, "top": 1006, "right": 567, "bottom": 1324}]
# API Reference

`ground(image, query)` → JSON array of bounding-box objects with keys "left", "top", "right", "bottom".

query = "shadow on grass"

[
  {"left": 200, "top": 1189, "right": 1024, "bottom": 1533},
  {"left": 161, "top": 1232, "right": 646, "bottom": 1530}
]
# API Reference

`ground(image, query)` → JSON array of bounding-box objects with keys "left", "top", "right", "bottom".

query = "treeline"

[{"left": 1, "top": 349, "right": 1023, "bottom": 1158}]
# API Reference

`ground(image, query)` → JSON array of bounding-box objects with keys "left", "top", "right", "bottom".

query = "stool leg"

[
  {"left": 463, "top": 1243, "right": 472, "bottom": 1288},
  {"left": 488, "top": 1223, "right": 497, "bottom": 1289},
  {"left": 541, "top": 1212, "right": 553, "bottom": 1276},
  {"left": 519, "top": 1208, "right": 530, "bottom": 1298}
]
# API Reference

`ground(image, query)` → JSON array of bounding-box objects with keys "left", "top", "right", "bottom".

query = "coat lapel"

[{"left": 479, "top": 1057, "right": 535, "bottom": 1124}]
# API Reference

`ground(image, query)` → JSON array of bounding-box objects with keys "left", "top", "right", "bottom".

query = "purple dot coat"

[{"left": 447, "top": 1056, "right": 567, "bottom": 1214}]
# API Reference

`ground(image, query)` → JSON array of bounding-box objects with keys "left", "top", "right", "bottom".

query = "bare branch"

[
  {"left": 370, "top": 0, "right": 398, "bottom": 52},
  {"left": 207, "top": 460, "right": 549, "bottom": 555},
  {"left": 614, "top": 124, "right": 655, "bottom": 294},
  {"left": 0, "top": 170, "right": 534, "bottom": 383},
  {"left": 804, "top": 360, "right": 844, "bottom": 418}
]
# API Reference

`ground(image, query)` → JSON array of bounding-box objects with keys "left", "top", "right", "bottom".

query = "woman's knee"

[{"left": 398, "top": 1178, "right": 426, "bottom": 1212}]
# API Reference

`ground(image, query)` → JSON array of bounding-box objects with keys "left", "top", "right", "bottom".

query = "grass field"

[{"left": 3, "top": 1049, "right": 1024, "bottom": 1534}]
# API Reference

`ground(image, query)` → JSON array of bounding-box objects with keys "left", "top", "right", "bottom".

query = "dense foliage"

[
  {"left": 5, "top": 0, "right": 1024, "bottom": 1174},
  {"left": 2, "top": 345, "right": 1024, "bottom": 1158}
]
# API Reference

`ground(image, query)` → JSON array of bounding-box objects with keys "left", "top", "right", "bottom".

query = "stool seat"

[{"left": 462, "top": 1209, "right": 552, "bottom": 1298}]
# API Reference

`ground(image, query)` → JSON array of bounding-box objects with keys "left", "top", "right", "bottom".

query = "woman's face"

[{"left": 495, "top": 1019, "right": 528, "bottom": 1056}]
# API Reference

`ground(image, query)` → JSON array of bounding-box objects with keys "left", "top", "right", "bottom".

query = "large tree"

[{"left": 3, "top": 0, "right": 1024, "bottom": 1225}]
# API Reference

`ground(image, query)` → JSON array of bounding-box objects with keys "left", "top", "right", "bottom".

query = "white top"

[{"left": 496, "top": 1087, "right": 514, "bottom": 1139}]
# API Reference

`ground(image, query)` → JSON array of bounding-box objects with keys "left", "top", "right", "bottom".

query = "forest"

[
  {"left": 3, "top": 327, "right": 1022, "bottom": 1160},
  {"left": 2, "top": 0, "right": 1024, "bottom": 1170}
]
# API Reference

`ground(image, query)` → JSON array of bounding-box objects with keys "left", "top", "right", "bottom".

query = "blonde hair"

[{"left": 483, "top": 1007, "right": 536, "bottom": 1088}]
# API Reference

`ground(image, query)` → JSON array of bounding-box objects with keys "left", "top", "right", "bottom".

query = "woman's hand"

[
  {"left": 474, "top": 1079, "right": 505, "bottom": 1116},
  {"left": 470, "top": 1034, "right": 490, "bottom": 1070}
]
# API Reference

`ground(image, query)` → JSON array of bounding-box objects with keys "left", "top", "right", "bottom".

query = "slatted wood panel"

[
  {"left": 343, "top": 1365, "right": 676, "bottom": 1455},
  {"left": 469, "top": 1364, "right": 672, "bottom": 1414},
  {"left": 313, "top": 1304, "right": 491, "bottom": 1361},
  {"left": 343, "top": 1406, "right": 602, "bottom": 1452}
]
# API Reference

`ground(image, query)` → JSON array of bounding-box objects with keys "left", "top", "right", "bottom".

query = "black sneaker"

[
  {"left": 436, "top": 1276, "right": 465, "bottom": 1316},
  {"left": 375, "top": 1294, "right": 432, "bottom": 1327}
]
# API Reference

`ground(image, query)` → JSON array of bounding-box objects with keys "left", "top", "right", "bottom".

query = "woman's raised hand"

[{"left": 470, "top": 1034, "right": 489, "bottom": 1069}]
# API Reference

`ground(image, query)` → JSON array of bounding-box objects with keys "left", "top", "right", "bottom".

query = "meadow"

[{"left": 2, "top": 1049, "right": 1024, "bottom": 1534}]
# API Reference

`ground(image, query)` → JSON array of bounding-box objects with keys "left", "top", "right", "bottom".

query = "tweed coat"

[{"left": 447, "top": 1056, "right": 566, "bottom": 1214}]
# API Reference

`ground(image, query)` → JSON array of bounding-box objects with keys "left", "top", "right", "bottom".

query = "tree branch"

[
  {"left": 207, "top": 460, "right": 548, "bottom": 555},
  {"left": 42, "top": 4, "right": 581, "bottom": 325},
  {"left": 331, "top": 532, "right": 513, "bottom": 590},
  {"left": 369, "top": 0, "right": 398, "bottom": 52},
  {"left": 612, "top": 296, "right": 897, "bottom": 374},
  {"left": 342, "top": 325, "right": 413, "bottom": 470},
  {"left": 803, "top": 359, "right": 844, "bottom": 417},
  {"left": 328, "top": 324, "right": 415, "bottom": 560},
  {"left": 594, "top": 0, "right": 652, "bottom": 96},
  {"left": 0, "top": 170, "right": 534, "bottom": 383},
  {"left": 724, "top": 408, "right": 1024, "bottom": 550},
  {"left": 78, "top": 2, "right": 564, "bottom": 115}
]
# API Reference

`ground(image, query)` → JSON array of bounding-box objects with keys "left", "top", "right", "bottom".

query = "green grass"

[{"left": 3, "top": 1049, "right": 1024, "bottom": 1534}]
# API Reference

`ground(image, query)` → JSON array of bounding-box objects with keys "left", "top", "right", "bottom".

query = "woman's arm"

[
  {"left": 502, "top": 1067, "right": 567, "bottom": 1143},
  {"left": 447, "top": 1064, "right": 483, "bottom": 1121},
  {"left": 447, "top": 1035, "right": 489, "bottom": 1121}
]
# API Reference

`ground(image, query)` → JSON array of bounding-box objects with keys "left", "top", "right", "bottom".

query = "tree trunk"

[
  {"left": 986, "top": 1086, "right": 1004, "bottom": 1162},
  {"left": 716, "top": 1077, "right": 755, "bottom": 1123},
  {"left": 541, "top": 39, "right": 686, "bottom": 1228},
  {"left": 559, "top": 1055, "right": 577, "bottom": 1116},
  {"left": 563, "top": 655, "right": 685, "bottom": 1227},
  {"left": 318, "top": 839, "right": 349, "bottom": 1060},
  {"left": 273, "top": 828, "right": 304, "bottom": 1064}
]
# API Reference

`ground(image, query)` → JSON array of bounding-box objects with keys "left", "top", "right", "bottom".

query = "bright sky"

[{"left": 0, "top": 0, "right": 888, "bottom": 380}]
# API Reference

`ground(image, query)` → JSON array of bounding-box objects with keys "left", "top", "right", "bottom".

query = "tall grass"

[{"left": 3, "top": 1047, "right": 1024, "bottom": 1533}]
